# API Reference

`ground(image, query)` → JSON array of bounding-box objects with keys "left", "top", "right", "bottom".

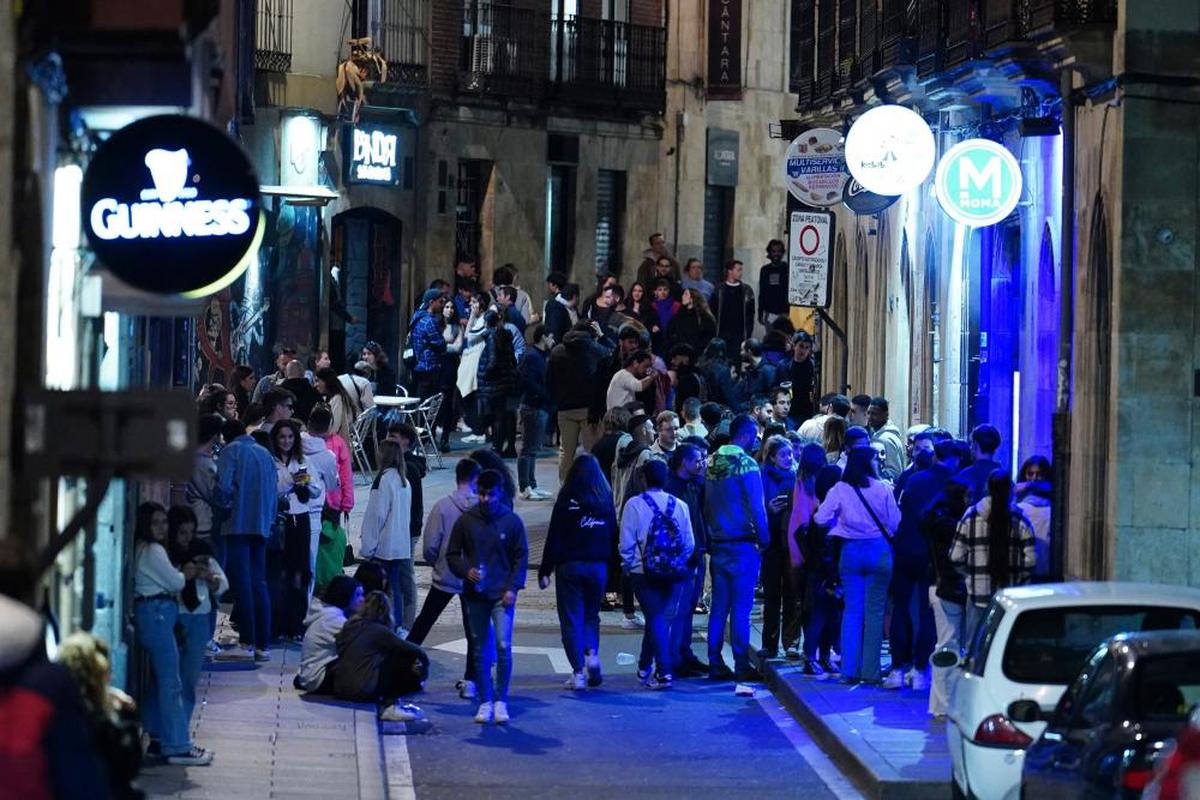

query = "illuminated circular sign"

[
  {"left": 841, "top": 177, "right": 900, "bottom": 216},
  {"left": 82, "top": 115, "right": 264, "bottom": 298},
  {"left": 783, "top": 128, "right": 846, "bottom": 207},
  {"left": 844, "top": 105, "right": 935, "bottom": 196},
  {"left": 934, "top": 138, "right": 1023, "bottom": 227}
]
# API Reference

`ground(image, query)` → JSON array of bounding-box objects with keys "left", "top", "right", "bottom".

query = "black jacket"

[
  {"left": 711, "top": 282, "right": 755, "bottom": 348},
  {"left": 519, "top": 346, "right": 553, "bottom": 411},
  {"left": 667, "top": 308, "right": 716, "bottom": 355},
  {"left": 280, "top": 377, "right": 322, "bottom": 422},
  {"left": 665, "top": 472, "right": 708, "bottom": 554},
  {"left": 333, "top": 617, "right": 430, "bottom": 701},
  {"left": 447, "top": 504, "right": 529, "bottom": 600},
  {"left": 921, "top": 495, "right": 968, "bottom": 604},
  {"left": 539, "top": 494, "right": 616, "bottom": 579},
  {"left": 548, "top": 329, "right": 611, "bottom": 412},
  {"left": 544, "top": 297, "right": 572, "bottom": 344}
]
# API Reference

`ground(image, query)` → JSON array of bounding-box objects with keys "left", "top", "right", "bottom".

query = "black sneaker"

[
  {"left": 819, "top": 658, "right": 840, "bottom": 675},
  {"left": 734, "top": 666, "right": 763, "bottom": 683},
  {"left": 756, "top": 648, "right": 779, "bottom": 661},
  {"left": 800, "top": 661, "right": 826, "bottom": 678},
  {"left": 679, "top": 658, "right": 709, "bottom": 677},
  {"left": 708, "top": 663, "right": 735, "bottom": 681}
]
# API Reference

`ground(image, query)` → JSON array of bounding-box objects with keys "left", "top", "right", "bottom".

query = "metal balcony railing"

[
  {"left": 944, "top": 0, "right": 981, "bottom": 67},
  {"left": 378, "top": 0, "right": 429, "bottom": 88},
  {"left": 916, "top": 0, "right": 944, "bottom": 77},
  {"left": 838, "top": 0, "right": 861, "bottom": 88},
  {"left": 879, "top": 0, "right": 916, "bottom": 69},
  {"left": 460, "top": 3, "right": 549, "bottom": 100},
  {"left": 550, "top": 17, "right": 666, "bottom": 113},
  {"left": 255, "top": 0, "right": 293, "bottom": 73},
  {"left": 858, "top": 0, "right": 881, "bottom": 79},
  {"left": 790, "top": 0, "right": 816, "bottom": 99},
  {"left": 1025, "top": 0, "right": 1116, "bottom": 33},
  {"left": 814, "top": 0, "right": 837, "bottom": 103}
]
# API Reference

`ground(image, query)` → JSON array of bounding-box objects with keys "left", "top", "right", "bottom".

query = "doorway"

[{"left": 332, "top": 208, "right": 402, "bottom": 374}]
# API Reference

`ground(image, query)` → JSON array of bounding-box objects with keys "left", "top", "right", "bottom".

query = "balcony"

[
  {"left": 944, "top": 0, "right": 982, "bottom": 68},
  {"left": 879, "top": 0, "right": 916, "bottom": 71},
  {"left": 255, "top": 0, "right": 293, "bottom": 73},
  {"left": 375, "top": 0, "right": 430, "bottom": 90},
  {"left": 1025, "top": 0, "right": 1117, "bottom": 34},
  {"left": 549, "top": 17, "right": 666, "bottom": 113},
  {"left": 814, "top": 0, "right": 837, "bottom": 104},
  {"left": 456, "top": 4, "right": 664, "bottom": 114},
  {"left": 790, "top": 0, "right": 816, "bottom": 102},
  {"left": 858, "top": 0, "right": 880, "bottom": 82},
  {"left": 837, "top": 0, "right": 861, "bottom": 90},
  {"left": 916, "top": 0, "right": 945, "bottom": 78}
]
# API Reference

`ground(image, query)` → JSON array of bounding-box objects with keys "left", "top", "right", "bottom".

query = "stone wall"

[{"left": 0, "top": 3, "right": 13, "bottom": 542}]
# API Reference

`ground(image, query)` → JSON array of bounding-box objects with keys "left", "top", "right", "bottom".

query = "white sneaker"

[
  {"left": 530, "top": 488, "right": 553, "bottom": 500},
  {"left": 462, "top": 433, "right": 487, "bottom": 444},
  {"left": 492, "top": 701, "right": 510, "bottom": 724},
  {"left": 907, "top": 668, "right": 930, "bottom": 691},
  {"left": 166, "top": 746, "right": 214, "bottom": 766},
  {"left": 456, "top": 679, "right": 477, "bottom": 700},
  {"left": 474, "top": 702, "right": 493, "bottom": 724},
  {"left": 215, "top": 646, "right": 256, "bottom": 662},
  {"left": 379, "top": 702, "right": 421, "bottom": 722},
  {"left": 564, "top": 672, "right": 587, "bottom": 691},
  {"left": 620, "top": 614, "right": 644, "bottom": 630},
  {"left": 881, "top": 669, "right": 905, "bottom": 690}
]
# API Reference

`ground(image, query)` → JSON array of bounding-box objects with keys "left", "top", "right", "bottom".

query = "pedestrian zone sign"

[
  {"left": 934, "top": 138, "right": 1023, "bottom": 227},
  {"left": 788, "top": 210, "right": 833, "bottom": 309}
]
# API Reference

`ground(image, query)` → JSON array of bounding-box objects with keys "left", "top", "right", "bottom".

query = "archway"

[{"left": 331, "top": 208, "right": 403, "bottom": 375}]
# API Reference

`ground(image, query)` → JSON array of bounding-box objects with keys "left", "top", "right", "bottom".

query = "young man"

[
  {"left": 259, "top": 387, "right": 296, "bottom": 434},
  {"left": 517, "top": 324, "right": 554, "bottom": 500},
  {"left": 768, "top": 386, "right": 796, "bottom": 431},
  {"left": 703, "top": 414, "right": 769, "bottom": 682},
  {"left": 785, "top": 331, "right": 817, "bottom": 425},
  {"left": 757, "top": 239, "right": 789, "bottom": 326},
  {"left": 606, "top": 350, "right": 656, "bottom": 411},
  {"left": 543, "top": 278, "right": 576, "bottom": 345},
  {"left": 733, "top": 339, "right": 776, "bottom": 411},
  {"left": 620, "top": 459, "right": 695, "bottom": 689},
  {"left": 280, "top": 360, "right": 321, "bottom": 422},
  {"left": 252, "top": 345, "right": 296, "bottom": 403},
  {"left": 679, "top": 396, "right": 708, "bottom": 440},
  {"left": 710, "top": 260, "right": 755, "bottom": 357},
  {"left": 849, "top": 394, "right": 872, "bottom": 427},
  {"left": 649, "top": 410, "right": 681, "bottom": 457},
  {"left": 494, "top": 264, "right": 533, "bottom": 325},
  {"left": 548, "top": 319, "right": 612, "bottom": 483},
  {"left": 409, "top": 288, "right": 449, "bottom": 400},
  {"left": 636, "top": 232, "right": 679, "bottom": 287},
  {"left": 867, "top": 396, "right": 906, "bottom": 481},
  {"left": 664, "top": 443, "right": 709, "bottom": 676},
  {"left": 680, "top": 257, "right": 713, "bottom": 301},
  {"left": 409, "top": 458, "right": 481, "bottom": 699},
  {"left": 494, "top": 285, "right": 526, "bottom": 330},
  {"left": 187, "top": 413, "right": 225, "bottom": 555},
  {"left": 447, "top": 470, "right": 529, "bottom": 724},
  {"left": 956, "top": 424, "right": 1003, "bottom": 504}
]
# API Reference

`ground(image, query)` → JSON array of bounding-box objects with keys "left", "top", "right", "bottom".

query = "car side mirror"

[
  {"left": 1008, "top": 699, "right": 1044, "bottom": 724},
  {"left": 931, "top": 649, "right": 961, "bottom": 669}
]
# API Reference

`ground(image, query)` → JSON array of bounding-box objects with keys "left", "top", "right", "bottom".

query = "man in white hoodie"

[
  {"left": 406, "top": 457, "right": 481, "bottom": 699},
  {"left": 295, "top": 575, "right": 363, "bottom": 694}
]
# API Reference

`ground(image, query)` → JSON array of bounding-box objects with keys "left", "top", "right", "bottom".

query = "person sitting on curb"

[
  {"left": 333, "top": 590, "right": 430, "bottom": 723},
  {"left": 295, "top": 575, "right": 364, "bottom": 695}
]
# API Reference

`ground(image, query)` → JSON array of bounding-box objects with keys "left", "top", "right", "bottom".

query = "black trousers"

[{"left": 760, "top": 547, "right": 802, "bottom": 652}]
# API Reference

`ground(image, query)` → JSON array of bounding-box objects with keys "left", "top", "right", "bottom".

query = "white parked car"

[{"left": 946, "top": 582, "right": 1200, "bottom": 800}]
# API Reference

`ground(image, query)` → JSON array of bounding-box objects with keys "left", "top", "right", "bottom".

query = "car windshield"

[
  {"left": 1136, "top": 651, "right": 1200, "bottom": 723},
  {"left": 1003, "top": 605, "right": 1200, "bottom": 684}
]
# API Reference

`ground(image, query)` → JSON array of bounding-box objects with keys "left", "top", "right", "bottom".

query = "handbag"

[{"left": 851, "top": 484, "right": 894, "bottom": 541}]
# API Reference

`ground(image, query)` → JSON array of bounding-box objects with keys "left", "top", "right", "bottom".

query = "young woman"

[
  {"left": 476, "top": 310, "right": 519, "bottom": 457},
  {"left": 538, "top": 454, "right": 617, "bottom": 690},
  {"left": 822, "top": 415, "right": 846, "bottom": 462},
  {"left": 296, "top": 575, "right": 364, "bottom": 695},
  {"left": 359, "top": 440, "right": 416, "bottom": 634},
  {"left": 361, "top": 340, "right": 395, "bottom": 396},
  {"left": 758, "top": 436, "right": 799, "bottom": 660},
  {"left": 788, "top": 443, "right": 840, "bottom": 676},
  {"left": 231, "top": 364, "right": 255, "bottom": 417},
  {"left": 272, "top": 419, "right": 321, "bottom": 640},
  {"left": 813, "top": 446, "right": 900, "bottom": 684},
  {"left": 334, "top": 591, "right": 430, "bottom": 713},
  {"left": 951, "top": 470, "right": 1037, "bottom": 639},
  {"left": 626, "top": 282, "right": 661, "bottom": 335},
  {"left": 1015, "top": 455, "right": 1052, "bottom": 577},
  {"left": 166, "top": 506, "right": 227, "bottom": 724},
  {"left": 132, "top": 502, "right": 213, "bottom": 766},
  {"left": 667, "top": 289, "right": 717, "bottom": 356},
  {"left": 199, "top": 388, "right": 239, "bottom": 420},
  {"left": 315, "top": 366, "right": 360, "bottom": 444},
  {"left": 456, "top": 292, "right": 491, "bottom": 443}
]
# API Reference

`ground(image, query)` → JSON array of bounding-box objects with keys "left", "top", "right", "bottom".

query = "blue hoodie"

[{"left": 703, "top": 444, "right": 770, "bottom": 549}]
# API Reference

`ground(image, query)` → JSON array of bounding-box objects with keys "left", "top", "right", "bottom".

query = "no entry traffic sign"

[{"left": 788, "top": 210, "right": 833, "bottom": 308}]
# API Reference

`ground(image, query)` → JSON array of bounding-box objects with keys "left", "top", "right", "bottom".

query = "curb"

[{"left": 759, "top": 660, "right": 952, "bottom": 800}]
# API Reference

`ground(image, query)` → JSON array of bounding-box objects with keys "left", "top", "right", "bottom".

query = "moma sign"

[{"left": 707, "top": 0, "right": 742, "bottom": 100}]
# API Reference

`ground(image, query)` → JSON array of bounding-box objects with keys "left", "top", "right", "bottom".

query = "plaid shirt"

[{"left": 949, "top": 498, "right": 1037, "bottom": 607}]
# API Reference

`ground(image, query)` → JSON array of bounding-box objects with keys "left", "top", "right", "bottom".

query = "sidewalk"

[
  {"left": 757, "top": 654, "right": 952, "bottom": 800},
  {"left": 139, "top": 646, "right": 387, "bottom": 799}
]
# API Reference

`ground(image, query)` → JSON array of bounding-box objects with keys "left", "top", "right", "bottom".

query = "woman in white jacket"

[
  {"left": 360, "top": 440, "right": 415, "bottom": 634},
  {"left": 167, "top": 506, "right": 228, "bottom": 723},
  {"left": 272, "top": 419, "right": 322, "bottom": 640}
]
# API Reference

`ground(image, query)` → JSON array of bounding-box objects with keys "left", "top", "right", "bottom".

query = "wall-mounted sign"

[
  {"left": 844, "top": 105, "right": 935, "bottom": 196},
  {"left": 707, "top": 0, "right": 742, "bottom": 100},
  {"left": 784, "top": 128, "right": 847, "bottom": 208},
  {"left": 934, "top": 138, "right": 1023, "bottom": 227},
  {"left": 842, "top": 177, "right": 900, "bottom": 216},
  {"left": 707, "top": 128, "right": 740, "bottom": 187},
  {"left": 81, "top": 115, "right": 264, "bottom": 298},
  {"left": 345, "top": 123, "right": 401, "bottom": 186},
  {"left": 788, "top": 209, "right": 833, "bottom": 308}
]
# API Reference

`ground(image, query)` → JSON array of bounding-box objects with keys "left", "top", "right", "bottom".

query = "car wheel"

[{"left": 950, "top": 778, "right": 968, "bottom": 800}]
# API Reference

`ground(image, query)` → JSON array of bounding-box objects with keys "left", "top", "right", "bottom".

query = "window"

[
  {"left": 595, "top": 169, "right": 626, "bottom": 278},
  {"left": 1135, "top": 652, "right": 1200, "bottom": 723},
  {"left": 1072, "top": 653, "right": 1117, "bottom": 729},
  {"left": 964, "top": 602, "right": 1005, "bottom": 676},
  {"left": 1002, "top": 605, "right": 1200, "bottom": 685}
]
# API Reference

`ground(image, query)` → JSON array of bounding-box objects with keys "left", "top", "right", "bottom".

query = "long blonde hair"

[
  {"left": 57, "top": 632, "right": 112, "bottom": 715},
  {"left": 356, "top": 589, "right": 394, "bottom": 628},
  {"left": 688, "top": 290, "right": 716, "bottom": 327}
]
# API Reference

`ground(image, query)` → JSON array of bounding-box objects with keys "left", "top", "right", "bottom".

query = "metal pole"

[{"left": 1050, "top": 67, "right": 1076, "bottom": 582}]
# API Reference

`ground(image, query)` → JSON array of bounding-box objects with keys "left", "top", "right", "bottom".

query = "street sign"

[
  {"left": 23, "top": 390, "right": 195, "bottom": 480},
  {"left": 788, "top": 210, "right": 834, "bottom": 309},
  {"left": 783, "top": 128, "right": 846, "bottom": 207},
  {"left": 81, "top": 115, "right": 265, "bottom": 298},
  {"left": 934, "top": 138, "right": 1023, "bottom": 227},
  {"left": 844, "top": 105, "right": 935, "bottom": 196}
]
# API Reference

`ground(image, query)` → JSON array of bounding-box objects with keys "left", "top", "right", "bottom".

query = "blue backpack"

[{"left": 640, "top": 493, "right": 689, "bottom": 579}]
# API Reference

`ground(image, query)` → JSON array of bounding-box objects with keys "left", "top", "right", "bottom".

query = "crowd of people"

[{"left": 0, "top": 237, "right": 1059, "bottom": 795}]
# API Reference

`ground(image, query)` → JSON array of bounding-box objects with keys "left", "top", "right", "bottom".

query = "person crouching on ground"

[
  {"left": 296, "top": 575, "right": 364, "bottom": 695},
  {"left": 447, "top": 469, "right": 529, "bottom": 725},
  {"left": 334, "top": 590, "right": 429, "bottom": 722}
]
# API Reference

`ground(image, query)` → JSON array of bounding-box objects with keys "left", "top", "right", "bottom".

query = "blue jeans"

[
  {"left": 707, "top": 542, "right": 760, "bottom": 671},
  {"left": 375, "top": 558, "right": 417, "bottom": 631},
  {"left": 464, "top": 595, "right": 516, "bottom": 703},
  {"left": 555, "top": 561, "right": 607, "bottom": 673},
  {"left": 518, "top": 407, "right": 549, "bottom": 491},
  {"left": 134, "top": 599, "right": 191, "bottom": 755},
  {"left": 888, "top": 553, "right": 936, "bottom": 671},
  {"left": 178, "top": 612, "right": 210, "bottom": 723},
  {"left": 632, "top": 574, "right": 685, "bottom": 678},
  {"left": 674, "top": 556, "right": 706, "bottom": 664},
  {"left": 225, "top": 534, "right": 270, "bottom": 650},
  {"left": 838, "top": 537, "right": 893, "bottom": 682}
]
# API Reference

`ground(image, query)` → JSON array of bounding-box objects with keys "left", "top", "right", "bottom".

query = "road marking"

[
  {"left": 431, "top": 637, "right": 574, "bottom": 674},
  {"left": 382, "top": 735, "right": 416, "bottom": 800},
  {"left": 756, "top": 693, "right": 865, "bottom": 799}
]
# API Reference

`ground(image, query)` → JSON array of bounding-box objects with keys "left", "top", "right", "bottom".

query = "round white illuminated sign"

[
  {"left": 843, "top": 105, "right": 936, "bottom": 196},
  {"left": 934, "top": 138, "right": 1023, "bottom": 227}
]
